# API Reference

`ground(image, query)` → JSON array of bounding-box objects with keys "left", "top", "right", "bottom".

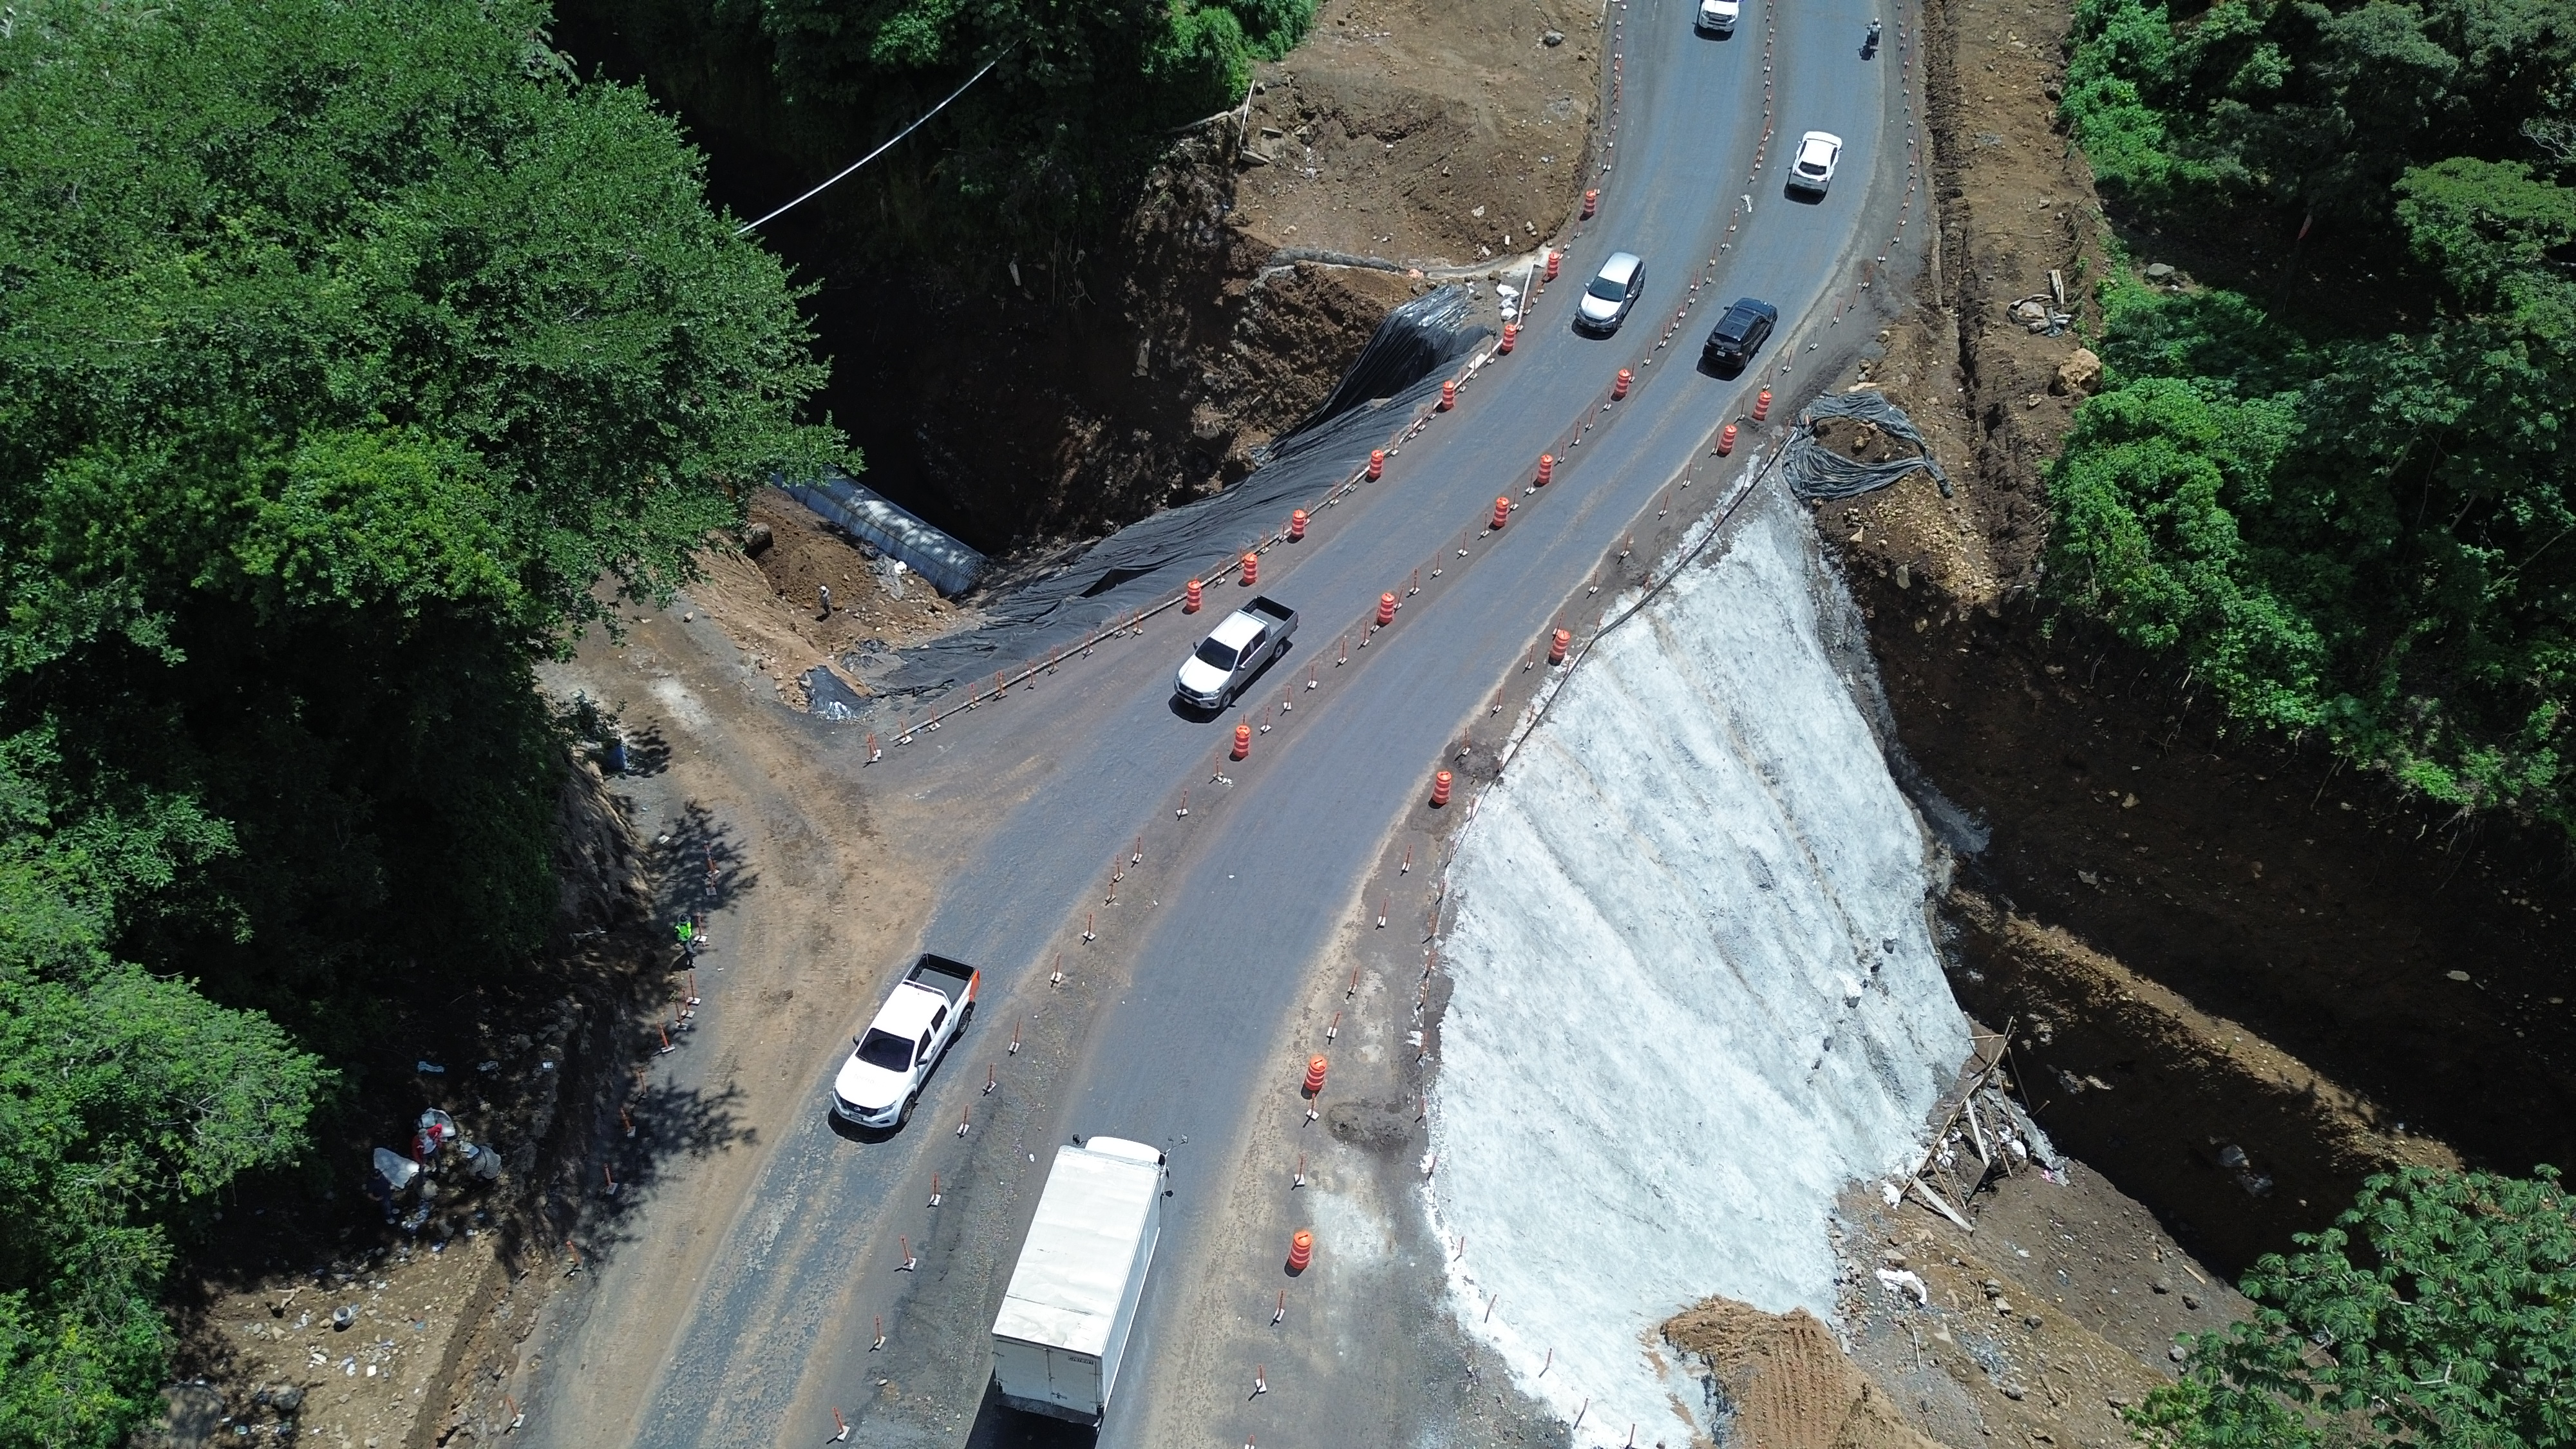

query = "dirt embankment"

[{"left": 1840, "top": 0, "right": 2576, "bottom": 1287}]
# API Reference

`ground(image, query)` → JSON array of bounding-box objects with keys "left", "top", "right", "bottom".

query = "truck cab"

[{"left": 831, "top": 954, "right": 979, "bottom": 1130}]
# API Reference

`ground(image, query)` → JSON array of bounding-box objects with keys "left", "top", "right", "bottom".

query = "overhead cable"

[{"left": 734, "top": 48, "right": 1012, "bottom": 236}]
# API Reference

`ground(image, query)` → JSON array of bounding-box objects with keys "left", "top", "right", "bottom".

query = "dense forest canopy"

[
  {"left": 2050, "top": 0, "right": 2576, "bottom": 829},
  {"left": 0, "top": 1, "right": 843, "bottom": 1442}
]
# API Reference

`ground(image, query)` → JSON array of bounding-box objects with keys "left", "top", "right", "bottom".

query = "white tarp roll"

[{"left": 1427, "top": 484, "right": 1971, "bottom": 1442}]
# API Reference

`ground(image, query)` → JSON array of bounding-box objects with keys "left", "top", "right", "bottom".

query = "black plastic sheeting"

[
  {"left": 1781, "top": 388, "right": 1953, "bottom": 501},
  {"left": 1273, "top": 285, "right": 1481, "bottom": 442},
  {"left": 852, "top": 286, "right": 1488, "bottom": 701},
  {"left": 802, "top": 666, "right": 868, "bottom": 721}
]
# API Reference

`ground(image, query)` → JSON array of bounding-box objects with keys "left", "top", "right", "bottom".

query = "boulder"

[
  {"left": 2054, "top": 346, "right": 2103, "bottom": 396},
  {"left": 2143, "top": 261, "right": 2176, "bottom": 281}
]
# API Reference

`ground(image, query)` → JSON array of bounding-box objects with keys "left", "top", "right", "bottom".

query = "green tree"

[
  {"left": 2127, "top": 1166, "right": 2576, "bottom": 1448},
  {"left": 0, "top": 1, "right": 846, "bottom": 1440}
]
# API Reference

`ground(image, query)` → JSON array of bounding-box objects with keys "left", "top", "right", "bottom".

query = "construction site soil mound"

[
  {"left": 680, "top": 488, "right": 969, "bottom": 710},
  {"left": 1664, "top": 1298, "right": 1942, "bottom": 1449},
  {"left": 1233, "top": 0, "right": 1599, "bottom": 267}
]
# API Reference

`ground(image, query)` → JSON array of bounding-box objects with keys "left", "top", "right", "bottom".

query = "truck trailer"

[{"left": 989, "top": 1136, "right": 1168, "bottom": 1425}]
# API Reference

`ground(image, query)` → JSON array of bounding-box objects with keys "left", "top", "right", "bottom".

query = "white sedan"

[{"left": 1786, "top": 131, "right": 1843, "bottom": 195}]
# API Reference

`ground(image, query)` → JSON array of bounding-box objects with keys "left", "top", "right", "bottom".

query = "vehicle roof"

[
  {"left": 869, "top": 978, "right": 949, "bottom": 1037},
  {"left": 1596, "top": 251, "right": 1642, "bottom": 283},
  {"left": 1209, "top": 611, "right": 1267, "bottom": 649},
  {"left": 992, "top": 1144, "right": 1162, "bottom": 1354},
  {"left": 1798, "top": 131, "right": 1842, "bottom": 153}
]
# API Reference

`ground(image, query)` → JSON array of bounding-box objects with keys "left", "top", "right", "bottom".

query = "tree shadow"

[
  {"left": 644, "top": 800, "right": 758, "bottom": 946},
  {"left": 618, "top": 724, "right": 674, "bottom": 779},
  {"left": 575, "top": 1074, "right": 757, "bottom": 1256}
]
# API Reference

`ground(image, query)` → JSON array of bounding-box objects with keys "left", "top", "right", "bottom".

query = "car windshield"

[
  {"left": 856, "top": 1028, "right": 914, "bottom": 1072},
  {"left": 1587, "top": 273, "right": 1629, "bottom": 301},
  {"left": 1195, "top": 638, "right": 1240, "bottom": 669}
]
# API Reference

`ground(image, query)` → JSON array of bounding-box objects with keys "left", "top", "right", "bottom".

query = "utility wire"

[{"left": 734, "top": 48, "right": 1012, "bottom": 236}]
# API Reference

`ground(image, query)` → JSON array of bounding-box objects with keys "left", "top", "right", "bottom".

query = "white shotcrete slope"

[{"left": 1427, "top": 484, "right": 1971, "bottom": 1442}]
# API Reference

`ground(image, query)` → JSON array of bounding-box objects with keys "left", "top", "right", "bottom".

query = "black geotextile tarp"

[
  {"left": 853, "top": 287, "right": 1488, "bottom": 699},
  {"left": 1781, "top": 388, "right": 1953, "bottom": 500}
]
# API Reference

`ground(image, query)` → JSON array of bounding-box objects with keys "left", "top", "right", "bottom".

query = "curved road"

[{"left": 520, "top": 0, "right": 1917, "bottom": 1443}]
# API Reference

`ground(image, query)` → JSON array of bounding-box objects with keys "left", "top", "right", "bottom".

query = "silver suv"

[{"left": 1576, "top": 252, "right": 1645, "bottom": 334}]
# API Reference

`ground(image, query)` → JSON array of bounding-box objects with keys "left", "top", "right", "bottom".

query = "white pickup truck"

[
  {"left": 830, "top": 954, "right": 980, "bottom": 1130},
  {"left": 1173, "top": 595, "right": 1297, "bottom": 710}
]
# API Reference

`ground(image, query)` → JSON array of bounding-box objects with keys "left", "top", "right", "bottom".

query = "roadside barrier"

[
  {"left": 1274, "top": 1289, "right": 1287, "bottom": 1324},
  {"left": 1303, "top": 1055, "right": 1329, "bottom": 1094},
  {"left": 1377, "top": 592, "right": 1397, "bottom": 626},
  {"left": 1431, "top": 770, "right": 1453, "bottom": 807},
  {"left": 831, "top": 1408, "right": 849, "bottom": 1442},
  {"left": 1490, "top": 497, "right": 1511, "bottom": 530},
  {"left": 1287, "top": 1231, "right": 1314, "bottom": 1273},
  {"left": 1718, "top": 422, "right": 1738, "bottom": 454},
  {"left": 1289, "top": 509, "right": 1307, "bottom": 541},
  {"left": 1549, "top": 628, "right": 1571, "bottom": 665},
  {"left": 1499, "top": 322, "right": 1519, "bottom": 354},
  {"left": 897, "top": 1236, "right": 916, "bottom": 1271},
  {"left": 1536, "top": 453, "right": 1555, "bottom": 487},
  {"left": 931, "top": 1173, "right": 943, "bottom": 1205},
  {"left": 1612, "top": 368, "right": 1633, "bottom": 400},
  {"left": 874, "top": 1316, "right": 887, "bottom": 1350},
  {"left": 1233, "top": 723, "right": 1252, "bottom": 760},
  {"left": 1240, "top": 551, "right": 1258, "bottom": 585},
  {"left": 1582, "top": 189, "right": 1599, "bottom": 219},
  {"left": 1439, "top": 380, "right": 1457, "bottom": 411},
  {"left": 1754, "top": 387, "right": 1773, "bottom": 422},
  {"left": 1367, "top": 448, "right": 1385, "bottom": 480},
  {"left": 1185, "top": 579, "right": 1202, "bottom": 612},
  {"left": 1545, "top": 250, "right": 1561, "bottom": 281}
]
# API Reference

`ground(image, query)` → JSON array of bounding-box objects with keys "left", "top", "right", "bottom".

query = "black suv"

[{"left": 1701, "top": 298, "right": 1779, "bottom": 373}]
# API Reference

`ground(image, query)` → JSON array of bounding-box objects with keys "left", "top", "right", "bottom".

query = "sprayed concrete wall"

[{"left": 1426, "top": 484, "right": 1972, "bottom": 1443}]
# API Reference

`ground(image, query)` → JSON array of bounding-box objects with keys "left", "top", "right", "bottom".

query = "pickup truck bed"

[{"left": 1173, "top": 594, "right": 1299, "bottom": 710}]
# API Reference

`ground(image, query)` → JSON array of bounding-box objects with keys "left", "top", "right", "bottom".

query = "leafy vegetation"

[
  {"left": 0, "top": 0, "right": 843, "bottom": 1440},
  {"left": 2127, "top": 1166, "right": 2576, "bottom": 1448},
  {"left": 569, "top": 0, "right": 1316, "bottom": 251},
  {"left": 2051, "top": 0, "right": 2576, "bottom": 829}
]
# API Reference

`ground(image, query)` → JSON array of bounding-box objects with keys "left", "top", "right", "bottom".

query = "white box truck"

[{"left": 989, "top": 1136, "right": 1168, "bottom": 1425}]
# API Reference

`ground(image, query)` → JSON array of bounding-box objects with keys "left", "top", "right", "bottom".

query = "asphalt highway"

[{"left": 519, "top": 0, "right": 1916, "bottom": 1442}]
